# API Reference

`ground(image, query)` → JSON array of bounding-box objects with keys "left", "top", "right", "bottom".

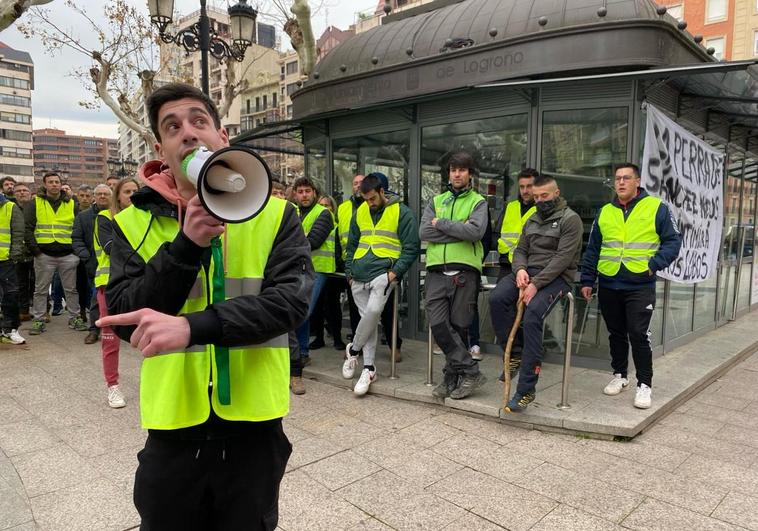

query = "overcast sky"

[{"left": 0, "top": 0, "right": 376, "bottom": 139}]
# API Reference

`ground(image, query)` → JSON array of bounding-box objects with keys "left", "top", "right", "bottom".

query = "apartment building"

[
  {"left": 0, "top": 42, "right": 34, "bottom": 184},
  {"left": 732, "top": 0, "right": 758, "bottom": 58},
  {"left": 658, "top": 0, "right": 736, "bottom": 59},
  {"left": 317, "top": 26, "right": 354, "bottom": 60},
  {"left": 33, "top": 128, "right": 119, "bottom": 188}
]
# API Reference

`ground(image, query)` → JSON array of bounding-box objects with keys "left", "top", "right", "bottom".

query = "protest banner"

[{"left": 641, "top": 104, "right": 724, "bottom": 283}]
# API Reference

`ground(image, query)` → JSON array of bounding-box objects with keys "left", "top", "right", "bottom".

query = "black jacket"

[
  {"left": 24, "top": 190, "right": 76, "bottom": 257},
  {"left": 298, "top": 202, "right": 334, "bottom": 251},
  {"left": 107, "top": 186, "right": 314, "bottom": 349},
  {"left": 72, "top": 204, "right": 103, "bottom": 278}
]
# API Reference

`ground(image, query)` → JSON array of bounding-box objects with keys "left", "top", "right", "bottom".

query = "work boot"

[
  {"left": 499, "top": 356, "right": 522, "bottom": 382},
  {"left": 504, "top": 391, "right": 536, "bottom": 413},
  {"left": 432, "top": 372, "right": 459, "bottom": 399},
  {"left": 43, "top": 312, "right": 51, "bottom": 323},
  {"left": 19, "top": 312, "right": 31, "bottom": 322},
  {"left": 84, "top": 331, "right": 99, "bottom": 344},
  {"left": 29, "top": 319, "right": 46, "bottom": 335},
  {"left": 450, "top": 373, "right": 487, "bottom": 400},
  {"left": 290, "top": 376, "right": 306, "bottom": 395},
  {"left": 68, "top": 316, "right": 88, "bottom": 331}
]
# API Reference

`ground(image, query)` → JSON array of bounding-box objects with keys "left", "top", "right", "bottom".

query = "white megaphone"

[{"left": 182, "top": 145, "right": 272, "bottom": 223}]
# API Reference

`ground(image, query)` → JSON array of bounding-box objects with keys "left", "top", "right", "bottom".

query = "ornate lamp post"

[
  {"left": 108, "top": 158, "right": 138, "bottom": 179},
  {"left": 147, "top": 0, "right": 257, "bottom": 96}
]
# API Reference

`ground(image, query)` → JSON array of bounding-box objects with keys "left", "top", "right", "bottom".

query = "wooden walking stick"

[{"left": 503, "top": 290, "right": 525, "bottom": 409}]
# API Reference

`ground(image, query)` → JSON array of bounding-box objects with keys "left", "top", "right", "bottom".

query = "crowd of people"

[
  {"left": 273, "top": 154, "right": 682, "bottom": 412},
  {"left": 0, "top": 172, "right": 141, "bottom": 408}
]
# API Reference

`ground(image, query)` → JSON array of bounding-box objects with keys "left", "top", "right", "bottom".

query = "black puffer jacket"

[{"left": 107, "top": 185, "right": 314, "bottom": 348}]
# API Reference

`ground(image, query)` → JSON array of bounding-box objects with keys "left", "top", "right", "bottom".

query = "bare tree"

[
  {"left": 18, "top": 0, "right": 160, "bottom": 155},
  {"left": 0, "top": 0, "right": 52, "bottom": 32},
  {"left": 269, "top": 0, "right": 318, "bottom": 77}
]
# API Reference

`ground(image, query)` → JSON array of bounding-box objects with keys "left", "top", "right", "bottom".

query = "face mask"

[{"left": 536, "top": 199, "right": 556, "bottom": 215}]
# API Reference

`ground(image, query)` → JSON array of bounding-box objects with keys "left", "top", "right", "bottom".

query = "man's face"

[
  {"left": 45, "top": 176, "right": 62, "bottom": 197},
  {"left": 352, "top": 174, "right": 365, "bottom": 196},
  {"left": 614, "top": 167, "right": 640, "bottom": 203},
  {"left": 295, "top": 185, "right": 315, "bottom": 208},
  {"left": 14, "top": 186, "right": 30, "bottom": 204},
  {"left": 448, "top": 165, "right": 471, "bottom": 190},
  {"left": 93, "top": 187, "right": 111, "bottom": 208},
  {"left": 154, "top": 97, "right": 229, "bottom": 186},
  {"left": 362, "top": 188, "right": 386, "bottom": 212},
  {"left": 77, "top": 189, "right": 93, "bottom": 209},
  {"left": 3, "top": 180, "right": 14, "bottom": 194},
  {"left": 518, "top": 177, "right": 535, "bottom": 204},
  {"left": 271, "top": 188, "right": 285, "bottom": 199},
  {"left": 106, "top": 178, "right": 119, "bottom": 190},
  {"left": 533, "top": 181, "right": 560, "bottom": 204}
]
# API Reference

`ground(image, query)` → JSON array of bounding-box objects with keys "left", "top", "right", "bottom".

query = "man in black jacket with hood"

[{"left": 97, "top": 82, "right": 313, "bottom": 529}]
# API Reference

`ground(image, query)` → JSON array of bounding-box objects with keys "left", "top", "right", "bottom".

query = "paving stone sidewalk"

[{"left": 1, "top": 314, "right": 758, "bottom": 530}]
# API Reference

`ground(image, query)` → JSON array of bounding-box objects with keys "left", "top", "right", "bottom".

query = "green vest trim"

[
  {"left": 302, "top": 203, "right": 336, "bottom": 273},
  {"left": 353, "top": 202, "right": 401, "bottom": 260},
  {"left": 34, "top": 197, "right": 74, "bottom": 245},
  {"left": 426, "top": 189, "right": 485, "bottom": 272},
  {"left": 597, "top": 196, "right": 662, "bottom": 276},
  {"left": 94, "top": 209, "right": 113, "bottom": 288},
  {"left": 0, "top": 202, "right": 13, "bottom": 260},
  {"left": 497, "top": 200, "right": 536, "bottom": 262},
  {"left": 114, "top": 197, "right": 290, "bottom": 430}
]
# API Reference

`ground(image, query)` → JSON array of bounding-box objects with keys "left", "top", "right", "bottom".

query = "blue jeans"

[{"left": 296, "top": 272, "right": 327, "bottom": 358}]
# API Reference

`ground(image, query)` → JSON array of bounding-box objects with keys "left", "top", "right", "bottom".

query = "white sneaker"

[
  {"left": 353, "top": 368, "right": 376, "bottom": 396},
  {"left": 634, "top": 384, "right": 652, "bottom": 409},
  {"left": 433, "top": 344, "right": 443, "bottom": 355},
  {"left": 469, "top": 345, "right": 483, "bottom": 361},
  {"left": 5, "top": 329, "right": 25, "bottom": 344},
  {"left": 342, "top": 355, "right": 358, "bottom": 379},
  {"left": 603, "top": 373, "right": 629, "bottom": 396},
  {"left": 108, "top": 385, "right": 126, "bottom": 408}
]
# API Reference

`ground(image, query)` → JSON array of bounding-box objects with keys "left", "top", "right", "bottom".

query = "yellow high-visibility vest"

[
  {"left": 34, "top": 196, "right": 74, "bottom": 245},
  {"left": 597, "top": 196, "right": 661, "bottom": 276},
  {"left": 353, "top": 202, "right": 401, "bottom": 260},
  {"left": 497, "top": 200, "right": 536, "bottom": 262},
  {"left": 426, "top": 189, "right": 485, "bottom": 272},
  {"left": 337, "top": 199, "right": 354, "bottom": 261},
  {"left": 0, "top": 201, "right": 13, "bottom": 260},
  {"left": 93, "top": 209, "right": 112, "bottom": 288},
  {"left": 114, "top": 197, "right": 290, "bottom": 430},
  {"left": 302, "top": 203, "right": 335, "bottom": 273}
]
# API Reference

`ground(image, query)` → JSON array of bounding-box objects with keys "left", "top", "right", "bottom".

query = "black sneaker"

[
  {"left": 450, "top": 373, "right": 487, "bottom": 399},
  {"left": 432, "top": 373, "right": 459, "bottom": 398},
  {"left": 504, "top": 391, "right": 536, "bottom": 412},
  {"left": 308, "top": 338, "right": 325, "bottom": 350},
  {"left": 498, "top": 356, "right": 522, "bottom": 382}
]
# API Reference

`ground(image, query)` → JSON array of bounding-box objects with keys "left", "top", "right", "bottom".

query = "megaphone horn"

[{"left": 182, "top": 146, "right": 272, "bottom": 223}]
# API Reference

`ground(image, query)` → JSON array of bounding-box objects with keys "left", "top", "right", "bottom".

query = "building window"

[
  {"left": 256, "top": 96, "right": 260, "bottom": 112},
  {"left": 0, "top": 111, "right": 30, "bottom": 124},
  {"left": 706, "top": 0, "right": 727, "bottom": 22},
  {"left": 706, "top": 36, "right": 725, "bottom": 59},
  {"left": 754, "top": 31, "right": 758, "bottom": 56},
  {"left": 286, "top": 83, "right": 298, "bottom": 96},
  {"left": 287, "top": 104, "right": 293, "bottom": 117},
  {"left": 286, "top": 61, "right": 298, "bottom": 75},
  {"left": 0, "top": 94, "right": 30, "bottom": 107},
  {"left": 262, "top": 94, "right": 267, "bottom": 110},
  {"left": 667, "top": 4, "right": 684, "bottom": 20},
  {"left": 0, "top": 129, "right": 31, "bottom": 142},
  {"left": 246, "top": 99, "right": 250, "bottom": 114},
  {"left": 272, "top": 92, "right": 277, "bottom": 107}
]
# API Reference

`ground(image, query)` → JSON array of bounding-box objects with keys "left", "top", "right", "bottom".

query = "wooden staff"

[{"left": 503, "top": 291, "right": 525, "bottom": 408}]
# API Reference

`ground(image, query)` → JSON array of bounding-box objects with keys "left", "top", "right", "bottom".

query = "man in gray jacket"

[{"left": 490, "top": 174, "right": 582, "bottom": 412}]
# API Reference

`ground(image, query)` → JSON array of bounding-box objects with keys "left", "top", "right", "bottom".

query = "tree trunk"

[{"left": 289, "top": 0, "right": 316, "bottom": 77}]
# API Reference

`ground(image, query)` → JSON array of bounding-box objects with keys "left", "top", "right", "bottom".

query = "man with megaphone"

[{"left": 96, "top": 82, "right": 314, "bottom": 530}]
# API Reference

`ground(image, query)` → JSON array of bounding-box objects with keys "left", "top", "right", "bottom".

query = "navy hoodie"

[{"left": 581, "top": 188, "right": 682, "bottom": 290}]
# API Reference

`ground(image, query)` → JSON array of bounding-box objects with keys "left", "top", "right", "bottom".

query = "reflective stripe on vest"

[
  {"left": 353, "top": 202, "right": 401, "bottom": 260},
  {"left": 597, "top": 196, "right": 662, "bottom": 276},
  {"left": 497, "top": 200, "right": 536, "bottom": 262},
  {"left": 34, "top": 197, "right": 74, "bottom": 245},
  {"left": 426, "top": 189, "right": 485, "bottom": 272},
  {"left": 93, "top": 209, "right": 113, "bottom": 288},
  {"left": 114, "top": 197, "right": 290, "bottom": 430},
  {"left": 302, "top": 203, "right": 336, "bottom": 273},
  {"left": 337, "top": 199, "right": 354, "bottom": 261},
  {"left": 0, "top": 202, "right": 13, "bottom": 260}
]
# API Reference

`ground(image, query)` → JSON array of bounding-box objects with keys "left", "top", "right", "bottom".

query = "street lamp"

[
  {"left": 147, "top": 0, "right": 257, "bottom": 96},
  {"left": 108, "top": 158, "right": 138, "bottom": 179}
]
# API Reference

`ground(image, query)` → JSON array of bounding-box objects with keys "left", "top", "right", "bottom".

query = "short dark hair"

[
  {"left": 447, "top": 151, "right": 477, "bottom": 173},
  {"left": 271, "top": 180, "right": 285, "bottom": 192},
  {"left": 43, "top": 172, "right": 60, "bottom": 183},
  {"left": 77, "top": 184, "right": 92, "bottom": 192},
  {"left": 615, "top": 162, "right": 640, "bottom": 178},
  {"left": 106, "top": 175, "right": 120, "bottom": 182},
  {"left": 360, "top": 174, "right": 384, "bottom": 194},
  {"left": 292, "top": 177, "right": 316, "bottom": 191},
  {"left": 517, "top": 168, "right": 539, "bottom": 180},
  {"left": 0, "top": 176, "right": 16, "bottom": 186},
  {"left": 533, "top": 174, "right": 556, "bottom": 188},
  {"left": 147, "top": 82, "right": 221, "bottom": 142}
]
